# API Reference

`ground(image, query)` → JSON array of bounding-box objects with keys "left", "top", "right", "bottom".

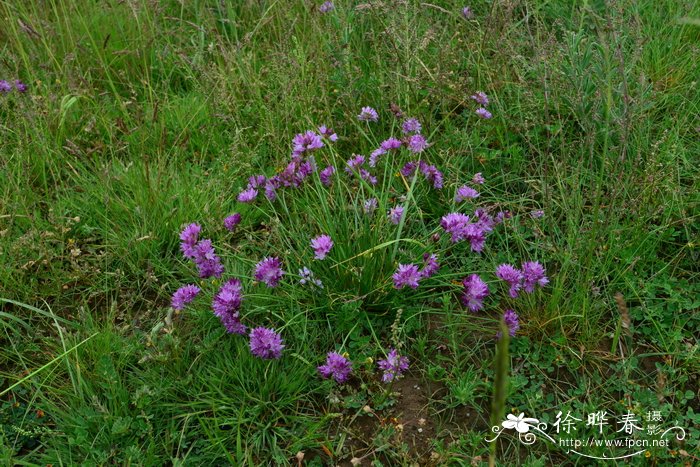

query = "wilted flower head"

[
  {"left": 357, "top": 106, "right": 379, "bottom": 122},
  {"left": 531, "top": 210, "right": 544, "bottom": 219},
  {"left": 311, "top": 234, "right": 334, "bottom": 260},
  {"left": 475, "top": 108, "right": 492, "bottom": 119},
  {"left": 171, "top": 284, "right": 200, "bottom": 310},
  {"left": 0, "top": 80, "right": 11, "bottom": 93},
  {"left": 471, "top": 91, "right": 489, "bottom": 106},
  {"left": 402, "top": 118, "right": 422, "bottom": 134},
  {"left": 472, "top": 172, "right": 485, "bottom": 184},
  {"left": 502, "top": 309, "right": 520, "bottom": 337},
  {"left": 299, "top": 267, "right": 324, "bottom": 288},
  {"left": 461, "top": 274, "right": 489, "bottom": 312},
  {"left": 213, "top": 279, "right": 246, "bottom": 334},
  {"left": 496, "top": 264, "right": 524, "bottom": 298},
  {"left": 407, "top": 134, "right": 428, "bottom": 153},
  {"left": 440, "top": 213, "right": 470, "bottom": 242},
  {"left": 224, "top": 213, "right": 242, "bottom": 231},
  {"left": 461, "top": 6, "right": 473, "bottom": 19},
  {"left": 521, "top": 261, "right": 549, "bottom": 293},
  {"left": 318, "top": 352, "right": 352, "bottom": 383},
  {"left": 319, "top": 1, "right": 334, "bottom": 13},
  {"left": 249, "top": 327, "right": 284, "bottom": 359},
  {"left": 455, "top": 185, "right": 479, "bottom": 202},
  {"left": 393, "top": 264, "right": 421, "bottom": 289},
  {"left": 254, "top": 257, "right": 285, "bottom": 287},
  {"left": 180, "top": 223, "right": 202, "bottom": 258},
  {"left": 363, "top": 198, "right": 378, "bottom": 215},
  {"left": 377, "top": 348, "right": 409, "bottom": 383},
  {"left": 420, "top": 253, "right": 439, "bottom": 278},
  {"left": 318, "top": 125, "right": 338, "bottom": 141},
  {"left": 319, "top": 165, "right": 335, "bottom": 186},
  {"left": 388, "top": 206, "right": 404, "bottom": 225}
]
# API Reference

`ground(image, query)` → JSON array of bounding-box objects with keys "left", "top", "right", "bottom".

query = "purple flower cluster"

[
  {"left": 469, "top": 91, "right": 492, "bottom": 119},
  {"left": 171, "top": 284, "right": 200, "bottom": 310},
  {"left": 319, "top": 1, "right": 334, "bottom": 13},
  {"left": 400, "top": 161, "right": 443, "bottom": 189},
  {"left": 369, "top": 137, "right": 403, "bottom": 167},
  {"left": 393, "top": 254, "right": 440, "bottom": 289},
  {"left": 345, "top": 155, "right": 377, "bottom": 185},
  {"left": 254, "top": 257, "right": 285, "bottom": 287},
  {"left": 461, "top": 274, "right": 489, "bottom": 312},
  {"left": 319, "top": 165, "right": 335, "bottom": 186},
  {"left": 476, "top": 108, "right": 493, "bottom": 119},
  {"left": 439, "top": 211, "right": 494, "bottom": 252},
  {"left": 407, "top": 134, "right": 428, "bottom": 153},
  {"left": 213, "top": 279, "right": 246, "bottom": 334},
  {"left": 311, "top": 234, "right": 333, "bottom": 260},
  {"left": 502, "top": 309, "right": 520, "bottom": 337},
  {"left": 224, "top": 213, "right": 242, "bottom": 231},
  {"left": 472, "top": 172, "right": 485, "bottom": 184},
  {"left": 357, "top": 106, "right": 379, "bottom": 122},
  {"left": 455, "top": 185, "right": 479, "bottom": 202},
  {"left": 377, "top": 348, "right": 409, "bottom": 383},
  {"left": 402, "top": 117, "right": 422, "bottom": 134},
  {"left": 249, "top": 327, "right": 285, "bottom": 359},
  {"left": 0, "top": 79, "right": 27, "bottom": 94},
  {"left": 531, "top": 210, "right": 544, "bottom": 219},
  {"left": 496, "top": 261, "right": 548, "bottom": 298},
  {"left": 318, "top": 125, "right": 338, "bottom": 141},
  {"left": 180, "top": 224, "right": 224, "bottom": 278},
  {"left": 318, "top": 352, "right": 352, "bottom": 383}
]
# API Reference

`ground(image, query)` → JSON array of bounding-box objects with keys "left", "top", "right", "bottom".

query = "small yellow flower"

[{"left": 365, "top": 357, "right": 373, "bottom": 364}]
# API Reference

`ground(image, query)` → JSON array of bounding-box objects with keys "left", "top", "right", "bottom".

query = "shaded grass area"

[{"left": 1, "top": 0, "right": 698, "bottom": 464}]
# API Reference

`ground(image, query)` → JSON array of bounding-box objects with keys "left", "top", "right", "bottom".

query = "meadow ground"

[{"left": 1, "top": 1, "right": 698, "bottom": 465}]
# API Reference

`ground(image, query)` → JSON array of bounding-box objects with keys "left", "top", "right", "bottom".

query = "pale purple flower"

[
  {"left": 472, "top": 172, "right": 485, "bottom": 184},
  {"left": 14, "top": 80, "right": 28, "bottom": 93},
  {"left": 393, "top": 264, "right": 421, "bottom": 289},
  {"left": 521, "top": 261, "right": 549, "bottom": 293},
  {"left": 502, "top": 309, "right": 520, "bottom": 337},
  {"left": 402, "top": 118, "right": 422, "bottom": 134},
  {"left": 254, "top": 257, "right": 285, "bottom": 287},
  {"left": 359, "top": 168, "right": 378, "bottom": 185},
  {"left": 461, "top": 274, "right": 489, "bottom": 312},
  {"left": 318, "top": 125, "right": 338, "bottom": 141},
  {"left": 171, "top": 284, "right": 200, "bottom": 310},
  {"left": 471, "top": 91, "right": 489, "bottom": 106},
  {"left": 496, "top": 264, "right": 524, "bottom": 298},
  {"left": 388, "top": 206, "right": 404, "bottom": 225},
  {"left": 319, "top": 1, "right": 334, "bottom": 13},
  {"left": 224, "top": 213, "right": 242, "bottom": 231},
  {"left": 407, "top": 134, "right": 428, "bottom": 153},
  {"left": 264, "top": 180, "right": 277, "bottom": 201},
  {"left": 455, "top": 185, "right": 479, "bottom": 202},
  {"left": 475, "top": 108, "right": 492, "bottom": 119},
  {"left": 440, "top": 213, "right": 470, "bottom": 242},
  {"left": 212, "top": 279, "right": 246, "bottom": 334},
  {"left": 0, "top": 80, "right": 11, "bottom": 93},
  {"left": 461, "top": 6, "right": 473, "bottom": 19},
  {"left": 369, "top": 148, "right": 387, "bottom": 167},
  {"left": 292, "top": 130, "right": 324, "bottom": 156},
  {"left": 191, "top": 239, "right": 225, "bottom": 278},
  {"left": 319, "top": 165, "right": 335, "bottom": 186},
  {"left": 419, "top": 162, "right": 443, "bottom": 188},
  {"left": 357, "top": 106, "right": 379, "bottom": 122},
  {"left": 377, "top": 348, "right": 409, "bottom": 383},
  {"left": 179, "top": 223, "right": 202, "bottom": 259},
  {"left": 381, "top": 137, "right": 403, "bottom": 150},
  {"left": 531, "top": 210, "right": 544, "bottom": 219},
  {"left": 345, "top": 154, "right": 365, "bottom": 173},
  {"left": 420, "top": 253, "right": 439, "bottom": 278},
  {"left": 237, "top": 187, "right": 258, "bottom": 203},
  {"left": 318, "top": 352, "right": 352, "bottom": 383},
  {"left": 299, "top": 267, "right": 323, "bottom": 288},
  {"left": 248, "top": 175, "right": 267, "bottom": 188},
  {"left": 311, "top": 234, "right": 333, "bottom": 260},
  {"left": 363, "top": 198, "right": 378, "bottom": 215},
  {"left": 249, "top": 327, "right": 284, "bottom": 359}
]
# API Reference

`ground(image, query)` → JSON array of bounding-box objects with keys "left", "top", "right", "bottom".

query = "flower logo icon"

[{"left": 502, "top": 413, "right": 540, "bottom": 433}]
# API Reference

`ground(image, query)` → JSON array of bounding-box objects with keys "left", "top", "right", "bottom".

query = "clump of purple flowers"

[
  {"left": 496, "top": 262, "right": 548, "bottom": 297},
  {"left": 407, "top": 134, "right": 428, "bottom": 153},
  {"left": 179, "top": 224, "right": 224, "bottom": 278},
  {"left": 357, "top": 106, "right": 379, "bottom": 122},
  {"left": 318, "top": 352, "right": 352, "bottom": 383},
  {"left": 249, "top": 327, "right": 284, "bottom": 359},
  {"left": 213, "top": 279, "right": 246, "bottom": 334},
  {"left": 495, "top": 264, "right": 524, "bottom": 298},
  {"left": 377, "top": 348, "right": 409, "bottom": 383},
  {"left": 311, "top": 234, "right": 333, "bottom": 260},
  {"left": 224, "top": 213, "right": 242, "bottom": 231},
  {"left": 400, "top": 161, "right": 443, "bottom": 189},
  {"left": 0, "top": 80, "right": 12, "bottom": 94},
  {"left": 369, "top": 137, "right": 402, "bottom": 167},
  {"left": 472, "top": 172, "right": 485, "bottom": 184},
  {"left": 531, "top": 210, "right": 544, "bottom": 219},
  {"left": 318, "top": 125, "right": 338, "bottom": 141},
  {"left": 461, "top": 274, "right": 489, "bottom": 312},
  {"left": 171, "top": 284, "right": 200, "bottom": 311},
  {"left": 420, "top": 253, "right": 440, "bottom": 278},
  {"left": 254, "top": 257, "right": 285, "bottom": 287}
]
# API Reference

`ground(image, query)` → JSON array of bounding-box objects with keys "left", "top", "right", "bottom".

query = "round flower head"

[
  {"left": 470, "top": 91, "right": 489, "bottom": 106},
  {"left": 357, "top": 106, "right": 379, "bottom": 122},
  {"left": 212, "top": 279, "right": 246, "bottom": 334},
  {"left": 388, "top": 206, "right": 404, "bottom": 225},
  {"left": 393, "top": 264, "right": 421, "bottom": 289},
  {"left": 14, "top": 80, "right": 28, "bottom": 93},
  {"left": 179, "top": 223, "right": 202, "bottom": 258},
  {"left": 237, "top": 187, "right": 258, "bottom": 203},
  {"left": 402, "top": 118, "right": 422, "bottom": 134},
  {"left": 377, "top": 348, "right": 409, "bottom": 383},
  {"left": 191, "top": 239, "right": 225, "bottom": 278},
  {"left": 496, "top": 264, "right": 524, "bottom": 298},
  {"left": 461, "top": 6, "right": 473, "bottom": 19},
  {"left": 318, "top": 352, "right": 352, "bottom": 383},
  {"left": 0, "top": 80, "right": 11, "bottom": 93},
  {"left": 475, "top": 108, "right": 492, "bottom": 119},
  {"left": 171, "top": 284, "right": 200, "bottom": 310},
  {"left": 461, "top": 274, "right": 489, "bottom": 312},
  {"left": 318, "top": 125, "right": 338, "bottom": 141},
  {"left": 319, "top": 1, "right": 334, "bottom": 13},
  {"left": 455, "top": 185, "right": 479, "bottom": 202},
  {"left": 292, "top": 130, "right": 324, "bottom": 156},
  {"left": 319, "top": 165, "right": 335, "bottom": 186},
  {"left": 249, "top": 327, "right": 284, "bottom": 359},
  {"left": 311, "top": 234, "right": 333, "bottom": 260},
  {"left": 419, "top": 162, "right": 443, "bottom": 188},
  {"left": 407, "top": 134, "right": 428, "bottom": 153},
  {"left": 521, "top": 261, "right": 549, "bottom": 293},
  {"left": 224, "top": 213, "right": 242, "bottom": 231},
  {"left": 440, "top": 212, "right": 470, "bottom": 242},
  {"left": 254, "top": 257, "right": 285, "bottom": 287}
]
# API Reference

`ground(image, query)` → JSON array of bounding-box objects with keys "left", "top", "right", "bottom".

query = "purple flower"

[
  {"left": 402, "top": 118, "right": 422, "bottom": 134},
  {"left": 420, "top": 253, "right": 439, "bottom": 278},
  {"left": 14, "top": 80, "right": 28, "bottom": 93},
  {"left": 381, "top": 137, "right": 403, "bottom": 150},
  {"left": 357, "top": 106, "right": 379, "bottom": 122},
  {"left": 495, "top": 210, "right": 511, "bottom": 224},
  {"left": 318, "top": 352, "right": 352, "bottom": 383},
  {"left": 254, "top": 257, "right": 285, "bottom": 287},
  {"left": 212, "top": 279, "right": 247, "bottom": 334},
  {"left": 455, "top": 185, "right": 479, "bottom": 202},
  {"left": 0, "top": 80, "right": 11, "bottom": 93},
  {"left": 318, "top": 125, "right": 338, "bottom": 141},
  {"left": 521, "top": 261, "right": 549, "bottom": 293},
  {"left": 224, "top": 213, "right": 242, "bottom": 231},
  {"left": 171, "top": 284, "right": 200, "bottom": 310},
  {"left": 470, "top": 91, "right": 489, "bottom": 106},
  {"left": 472, "top": 172, "right": 485, "bottom": 184},
  {"left": 237, "top": 187, "right": 258, "bottom": 203},
  {"left": 299, "top": 267, "right": 323, "bottom": 288},
  {"left": 440, "top": 213, "right": 470, "bottom": 242},
  {"left": 474, "top": 209, "right": 495, "bottom": 233},
  {"left": 319, "top": 165, "right": 335, "bottom": 186},
  {"left": 319, "top": 1, "right": 334, "bottom": 13},
  {"left": 461, "top": 6, "right": 474, "bottom": 19},
  {"left": 179, "top": 223, "right": 202, "bottom": 259},
  {"left": 358, "top": 168, "right": 377, "bottom": 185},
  {"left": 419, "top": 162, "right": 443, "bottom": 188},
  {"left": 475, "top": 108, "right": 492, "bottom": 119},
  {"left": 345, "top": 154, "right": 365, "bottom": 173},
  {"left": 496, "top": 264, "right": 524, "bottom": 298},
  {"left": 363, "top": 198, "right": 378, "bottom": 215},
  {"left": 407, "top": 134, "right": 428, "bottom": 153},
  {"left": 264, "top": 180, "right": 277, "bottom": 201},
  {"left": 192, "top": 239, "right": 225, "bottom": 278},
  {"left": 249, "top": 327, "right": 284, "bottom": 359},
  {"left": 461, "top": 274, "right": 489, "bottom": 312},
  {"left": 400, "top": 161, "right": 419, "bottom": 177},
  {"left": 531, "top": 210, "right": 544, "bottom": 219},
  {"left": 369, "top": 148, "right": 387, "bottom": 167},
  {"left": 248, "top": 175, "right": 267, "bottom": 188},
  {"left": 502, "top": 309, "right": 520, "bottom": 337},
  {"left": 292, "top": 130, "right": 324, "bottom": 156},
  {"left": 393, "top": 264, "right": 421, "bottom": 289},
  {"left": 463, "top": 223, "right": 487, "bottom": 252},
  {"left": 388, "top": 206, "right": 404, "bottom": 225},
  {"left": 311, "top": 234, "right": 333, "bottom": 260},
  {"left": 377, "top": 348, "right": 409, "bottom": 383}
]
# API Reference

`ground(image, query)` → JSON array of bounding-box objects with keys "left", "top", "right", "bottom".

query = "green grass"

[{"left": 1, "top": 0, "right": 698, "bottom": 465}]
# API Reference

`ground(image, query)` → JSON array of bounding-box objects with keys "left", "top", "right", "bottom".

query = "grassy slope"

[{"left": 1, "top": 0, "right": 698, "bottom": 465}]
